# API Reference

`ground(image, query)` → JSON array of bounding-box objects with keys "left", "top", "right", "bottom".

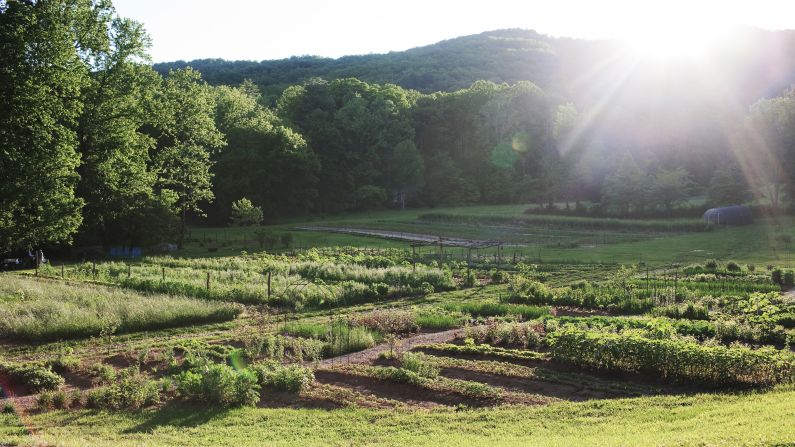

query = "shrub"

[
  {"left": 464, "top": 321, "right": 543, "bottom": 348},
  {"left": 87, "top": 366, "right": 161, "bottom": 410},
  {"left": 490, "top": 270, "right": 510, "bottom": 284},
  {"left": 2, "top": 403, "right": 14, "bottom": 414},
  {"left": 726, "top": 261, "right": 741, "bottom": 272},
  {"left": 747, "top": 264, "right": 756, "bottom": 272},
  {"left": 252, "top": 361, "right": 314, "bottom": 392},
  {"left": 704, "top": 259, "right": 718, "bottom": 271},
  {"left": 37, "top": 392, "right": 54, "bottom": 411},
  {"left": 89, "top": 363, "right": 117, "bottom": 386},
  {"left": 0, "top": 363, "right": 64, "bottom": 392},
  {"left": 370, "top": 366, "right": 423, "bottom": 385},
  {"left": 772, "top": 268, "right": 784, "bottom": 285},
  {"left": 400, "top": 352, "right": 440, "bottom": 378},
  {"left": 650, "top": 302, "right": 710, "bottom": 320},
  {"left": 52, "top": 347, "right": 81, "bottom": 372},
  {"left": 508, "top": 277, "right": 554, "bottom": 304},
  {"left": 784, "top": 270, "right": 795, "bottom": 287},
  {"left": 51, "top": 390, "right": 68, "bottom": 409},
  {"left": 462, "top": 270, "right": 478, "bottom": 288},
  {"left": 175, "top": 363, "right": 260, "bottom": 407},
  {"left": 350, "top": 309, "right": 418, "bottom": 335}
]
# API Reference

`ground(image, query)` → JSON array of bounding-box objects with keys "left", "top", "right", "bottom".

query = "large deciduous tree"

[
  {"left": 150, "top": 68, "right": 225, "bottom": 247},
  {"left": 0, "top": 0, "right": 110, "bottom": 252}
]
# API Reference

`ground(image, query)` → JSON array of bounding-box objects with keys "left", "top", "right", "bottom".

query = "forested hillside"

[{"left": 4, "top": 1, "right": 795, "bottom": 252}]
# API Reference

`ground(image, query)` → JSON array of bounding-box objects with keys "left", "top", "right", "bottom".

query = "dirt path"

[
  {"left": 294, "top": 226, "right": 500, "bottom": 248},
  {"left": 318, "top": 328, "right": 463, "bottom": 367}
]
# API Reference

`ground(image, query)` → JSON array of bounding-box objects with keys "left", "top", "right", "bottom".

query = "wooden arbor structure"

[{"left": 409, "top": 236, "right": 504, "bottom": 270}]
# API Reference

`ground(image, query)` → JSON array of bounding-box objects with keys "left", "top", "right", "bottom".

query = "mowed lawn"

[{"left": 3, "top": 387, "right": 794, "bottom": 446}]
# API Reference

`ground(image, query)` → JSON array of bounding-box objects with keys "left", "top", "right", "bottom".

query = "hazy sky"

[{"left": 113, "top": 0, "right": 795, "bottom": 62}]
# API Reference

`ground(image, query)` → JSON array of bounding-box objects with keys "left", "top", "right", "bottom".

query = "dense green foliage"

[{"left": 547, "top": 328, "right": 795, "bottom": 387}]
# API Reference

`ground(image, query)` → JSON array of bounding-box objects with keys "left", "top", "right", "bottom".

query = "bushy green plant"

[
  {"left": 784, "top": 270, "right": 795, "bottom": 287},
  {"left": 772, "top": 268, "right": 784, "bottom": 285},
  {"left": 650, "top": 302, "right": 709, "bottom": 320},
  {"left": 175, "top": 363, "right": 260, "bottom": 407},
  {"left": 507, "top": 277, "right": 553, "bottom": 304},
  {"left": 490, "top": 270, "right": 510, "bottom": 284},
  {"left": 464, "top": 321, "right": 543, "bottom": 348},
  {"left": 462, "top": 270, "right": 478, "bottom": 288},
  {"left": 704, "top": 259, "right": 718, "bottom": 271},
  {"left": 400, "top": 352, "right": 440, "bottom": 378},
  {"left": 547, "top": 328, "right": 795, "bottom": 387},
  {"left": 726, "top": 261, "right": 741, "bottom": 272},
  {"left": 85, "top": 366, "right": 161, "bottom": 410},
  {"left": 251, "top": 361, "right": 314, "bottom": 392},
  {"left": 0, "top": 363, "right": 64, "bottom": 392}
]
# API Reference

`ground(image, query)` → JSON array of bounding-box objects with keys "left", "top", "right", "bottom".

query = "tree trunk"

[{"left": 178, "top": 208, "right": 186, "bottom": 249}]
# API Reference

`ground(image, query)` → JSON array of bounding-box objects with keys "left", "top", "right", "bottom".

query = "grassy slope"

[{"left": 3, "top": 387, "right": 793, "bottom": 446}]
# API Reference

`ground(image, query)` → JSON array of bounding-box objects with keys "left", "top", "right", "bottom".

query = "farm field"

[{"left": 2, "top": 219, "right": 795, "bottom": 446}]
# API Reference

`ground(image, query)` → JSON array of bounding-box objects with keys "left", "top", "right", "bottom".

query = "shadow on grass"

[{"left": 123, "top": 402, "right": 231, "bottom": 434}]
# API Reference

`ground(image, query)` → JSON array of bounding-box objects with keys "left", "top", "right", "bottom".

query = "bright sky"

[{"left": 113, "top": 0, "right": 795, "bottom": 62}]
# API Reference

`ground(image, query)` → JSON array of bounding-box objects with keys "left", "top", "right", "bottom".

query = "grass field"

[
  {"left": 2, "top": 387, "right": 793, "bottom": 446},
  {"left": 179, "top": 205, "right": 795, "bottom": 265}
]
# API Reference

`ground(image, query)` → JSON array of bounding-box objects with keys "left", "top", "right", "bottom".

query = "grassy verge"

[{"left": 3, "top": 387, "right": 793, "bottom": 446}]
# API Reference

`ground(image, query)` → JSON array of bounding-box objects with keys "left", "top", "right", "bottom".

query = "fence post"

[
  {"left": 161, "top": 266, "right": 165, "bottom": 282},
  {"left": 412, "top": 246, "right": 416, "bottom": 272},
  {"left": 267, "top": 271, "right": 272, "bottom": 300},
  {"left": 92, "top": 261, "right": 96, "bottom": 280},
  {"left": 127, "top": 264, "right": 131, "bottom": 279},
  {"left": 206, "top": 271, "right": 210, "bottom": 290},
  {"left": 61, "top": 264, "right": 65, "bottom": 279}
]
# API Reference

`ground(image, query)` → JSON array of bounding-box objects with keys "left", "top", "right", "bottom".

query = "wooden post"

[
  {"left": 61, "top": 264, "right": 65, "bottom": 279},
  {"left": 467, "top": 248, "right": 472, "bottom": 268},
  {"left": 411, "top": 246, "right": 416, "bottom": 272},
  {"left": 127, "top": 264, "right": 131, "bottom": 279},
  {"left": 206, "top": 271, "right": 210, "bottom": 290},
  {"left": 92, "top": 261, "right": 96, "bottom": 280},
  {"left": 267, "top": 271, "right": 272, "bottom": 300},
  {"left": 161, "top": 266, "right": 165, "bottom": 282},
  {"left": 438, "top": 237, "right": 443, "bottom": 262}
]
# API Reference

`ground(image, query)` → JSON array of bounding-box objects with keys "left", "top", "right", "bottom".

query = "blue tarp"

[{"left": 108, "top": 247, "right": 142, "bottom": 258}]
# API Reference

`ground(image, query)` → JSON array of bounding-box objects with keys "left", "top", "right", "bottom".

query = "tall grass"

[
  {"left": 39, "top": 254, "right": 452, "bottom": 309},
  {"left": 0, "top": 276, "right": 240, "bottom": 341},
  {"left": 281, "top": 321, "right": 378, "bottom": 357},
  {"left": 444, "top": 302, "right": 550, "bottom": 320}
]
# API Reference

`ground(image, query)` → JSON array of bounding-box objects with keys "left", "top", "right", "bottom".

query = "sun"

[{"left": 623, "top": 19, "right": 731, "bottom": 61}]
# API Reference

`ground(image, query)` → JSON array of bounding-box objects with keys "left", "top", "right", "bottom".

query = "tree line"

[{"left": 3, "top": 0, "right": 795, "bottom": 252}]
